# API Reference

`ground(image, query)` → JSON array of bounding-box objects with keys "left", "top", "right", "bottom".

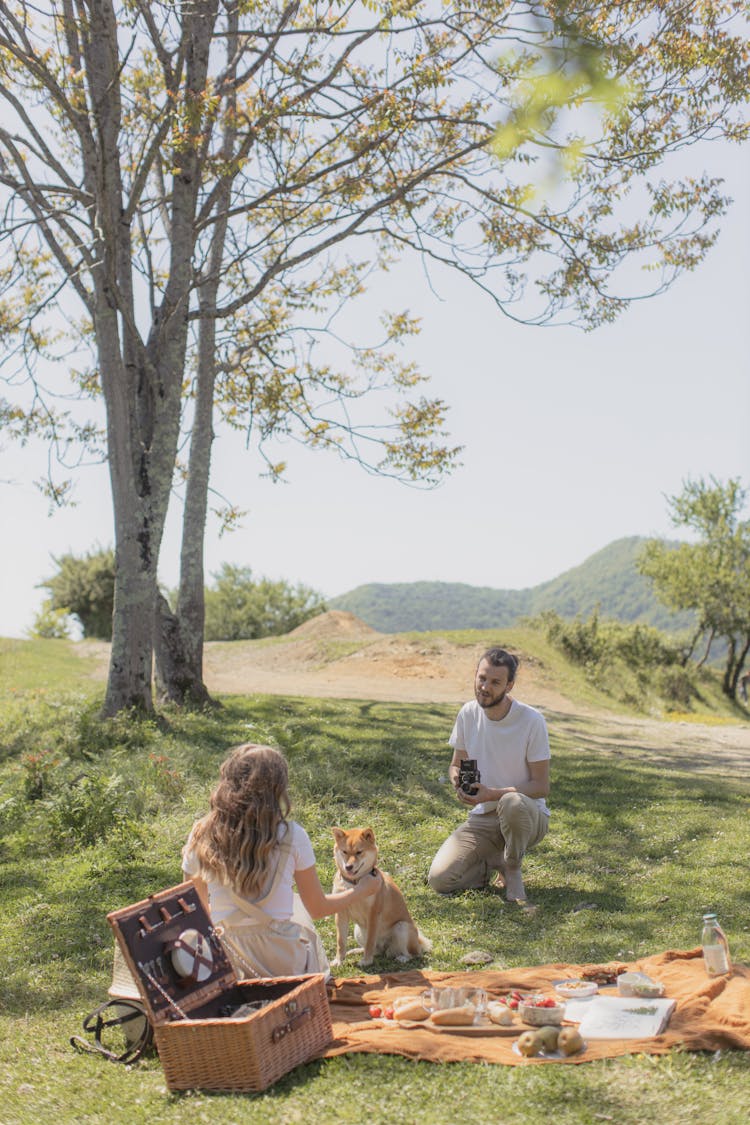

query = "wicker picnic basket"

[{"left": 107, "top": 881, "right": 333, "bottom": 1092}]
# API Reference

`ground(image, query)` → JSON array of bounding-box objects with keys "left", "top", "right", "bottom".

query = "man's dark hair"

[{"left": 479, "top": 648, "right": 518, "bottom": 681}]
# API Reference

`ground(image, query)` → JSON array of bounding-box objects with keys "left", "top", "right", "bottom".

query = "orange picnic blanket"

[{"left": 320, "top": 949, "right": 750, "bottom": 1065}]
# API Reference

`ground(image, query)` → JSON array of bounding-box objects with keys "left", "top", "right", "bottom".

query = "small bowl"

[
  {"left": 518, "top": 997, "right": 565, "bottom": 1026},
  {"left": 555, "top": 979, "right": 598, "bottom": 1000}
]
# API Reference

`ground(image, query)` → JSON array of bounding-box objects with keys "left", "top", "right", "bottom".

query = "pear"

[
  {"left": 535, "top": 1024, "right": 560, "bottom": 1052},
  {"left": 516, "top": 1030, "right": 543, "bottom": 1057},
  {"left": 557, "top": 1027, "right": 584, "bottom": 1056}
]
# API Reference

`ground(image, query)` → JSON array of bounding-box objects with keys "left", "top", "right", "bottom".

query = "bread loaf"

[
  {"left": 430, "top": 1003, "right": 476, "bottom": 1026},
  {"left": 392, "top": 997, "right": 430, "bottom": 1021},
  {"left": 486, "top": 1001, "right": 514, "bottom": 1026}
]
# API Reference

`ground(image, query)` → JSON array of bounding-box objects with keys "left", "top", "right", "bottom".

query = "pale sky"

[{"left": 1, "top": 141, "right": 748, "bottom": 639}]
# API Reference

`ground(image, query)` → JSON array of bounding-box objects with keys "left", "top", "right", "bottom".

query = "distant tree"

[
  {"left": 29, "top": 601, "right": 73, "bottom": 640},
  {"left": 40, "top": 549, "right": 116, "bottom": 640},
  {"left": 202, "top": 565, "right": 326, "bottom": 642},
  {"left": 638, "top": 478, "right": 750, "bottom": 698}
]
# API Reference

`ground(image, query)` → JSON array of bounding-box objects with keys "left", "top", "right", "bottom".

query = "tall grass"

[{"left": 0, "top": 639, "right": 749, "bottom": 1124}]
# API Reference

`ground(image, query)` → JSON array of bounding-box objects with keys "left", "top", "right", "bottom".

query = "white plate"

[{"left": 554, "top": 979, "right": 598, "bottom": 999}]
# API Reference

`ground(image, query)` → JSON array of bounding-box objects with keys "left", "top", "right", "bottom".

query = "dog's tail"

[{"left": 418, "top": 930, "right": 433, "bottom": 954}]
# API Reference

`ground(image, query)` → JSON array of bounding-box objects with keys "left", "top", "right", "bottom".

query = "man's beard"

[{"left": 476, "top": 688, "right": 507, "bottom": 710}]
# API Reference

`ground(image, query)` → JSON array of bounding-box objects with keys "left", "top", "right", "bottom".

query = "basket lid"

[{"left": 107, "top": 881, "right": 237, "bottom": 1025}]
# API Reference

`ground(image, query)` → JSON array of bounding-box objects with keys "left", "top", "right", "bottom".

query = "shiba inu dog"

[{"left": 330, "top": 826, "right": 432, "bottom": 967}]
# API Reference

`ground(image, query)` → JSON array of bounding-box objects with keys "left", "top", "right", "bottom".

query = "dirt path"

[{"left": 74, "top": 611, "right": 750, "bottom": 777}]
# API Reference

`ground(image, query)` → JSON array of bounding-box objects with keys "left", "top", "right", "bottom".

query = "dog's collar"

[{"left": 341, "top": 866, "right": 379, "bottom": 886}]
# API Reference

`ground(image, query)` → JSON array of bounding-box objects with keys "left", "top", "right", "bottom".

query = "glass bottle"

[{"left": 701, "top": 913, "right": 730, "bottom": 976}]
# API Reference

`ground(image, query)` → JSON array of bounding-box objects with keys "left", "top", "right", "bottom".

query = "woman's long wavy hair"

[{"left": 190, "top": 744, "right": 291, "bottom": 898}]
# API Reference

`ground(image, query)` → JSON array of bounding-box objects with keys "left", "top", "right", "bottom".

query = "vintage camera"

[{"left": 458, "top": 758, "right": 481, "bottom": 794}]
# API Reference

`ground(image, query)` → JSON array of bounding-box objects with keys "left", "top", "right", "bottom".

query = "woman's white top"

[{"left": 182, "top": 819, "right": 315, "bottom": 923}]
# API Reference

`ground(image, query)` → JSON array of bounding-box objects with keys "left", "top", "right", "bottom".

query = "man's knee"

[
  {"left": 428, "top": 851, "right": 460, "bottom": 894},
  {"left": 497, "top": 791, "right": 529, "bottom": 829},
  {"left": 427, "top": 864, "right": 455, "bottom": 894},
  {"left": 497, "top": 793, "right": 548, "bottom": 853},
  {"left": 427, "top": 854, "right": 486, "bottom": 895}
]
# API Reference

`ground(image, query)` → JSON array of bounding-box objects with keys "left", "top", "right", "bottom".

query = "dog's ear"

[
  {"left": 331, "top": 827, "right": 345, "bottom": 843},
  {"left": 362, "top": 828, "right": 375, "bottom": 843}
]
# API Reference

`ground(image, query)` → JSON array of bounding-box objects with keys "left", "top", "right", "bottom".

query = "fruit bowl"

[{"left": 518, "top": 996, "right": 565, "bottom": 1026}]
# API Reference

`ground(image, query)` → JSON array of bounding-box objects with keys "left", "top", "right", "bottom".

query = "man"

[{"left": 428, "top": 647, "right": 550, "bottom": 903}]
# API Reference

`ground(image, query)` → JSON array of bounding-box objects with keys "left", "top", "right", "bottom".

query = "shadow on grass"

[{"left": 3, "top": 693, "right": 748, "bottom": 1019}]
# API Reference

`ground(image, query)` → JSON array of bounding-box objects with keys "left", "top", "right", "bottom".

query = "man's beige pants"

[{"left": 428, "top": 793, "right": 549, "bottom": 894}]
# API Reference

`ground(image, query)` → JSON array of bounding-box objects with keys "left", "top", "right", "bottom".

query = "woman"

[{"left": 182, "top": 743, "right": 381, "bottom": 978}]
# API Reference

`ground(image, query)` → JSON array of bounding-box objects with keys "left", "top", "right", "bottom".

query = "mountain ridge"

[{"left": 330, "top": 536, "right": 694, "bottom": 634}]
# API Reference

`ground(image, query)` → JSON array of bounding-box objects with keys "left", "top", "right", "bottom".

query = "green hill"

[{"left": 331, "top": 536, "right": 695, "bottom": 634}]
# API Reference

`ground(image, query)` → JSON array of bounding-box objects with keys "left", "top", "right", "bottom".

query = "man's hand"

[{"left": 456, "top": 783, "right": 499, "bottom": 807}]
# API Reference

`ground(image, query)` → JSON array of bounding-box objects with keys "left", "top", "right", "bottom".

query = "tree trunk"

[
  {"left": 154, "top": 593, "right": 215, "bottom": 707},
  {"left": 100, "top": 328, "right": 182, "bottom": 715},
  {"left": 154, "top": 3, "right": 237, "bottom": 705},
  {"left": 721, "top": 636, "right": 738, "bottom": 697},
  {"left": 733, "top": 639, "right": 750, "bottom": 697},
  {"left": 725, "top": 634, "right": 750, "bottom": 699},
  {"left": 695, "top": 627, "right": 716, "bottom": 669},
  {"left": 103, "top": 514, "right": 160, "bottom": 715},
  {"left": 680, "top": 622, "right": 705, "bottom": 667},
  {"left": 94, "top": 0, "right": 219, "bottom": 714}
]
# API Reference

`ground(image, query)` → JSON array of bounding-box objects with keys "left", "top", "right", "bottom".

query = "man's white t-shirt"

[
  {"left": 182, "top": 820, "right": 316, "bottom": 923},
  {"left": 450, "top": 698, "right": 551, "bottom": 817}
]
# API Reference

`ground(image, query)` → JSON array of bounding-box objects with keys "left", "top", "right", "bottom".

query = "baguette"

[
  {"left": 392, "top": 995, "right": 420, "bottom": 1012},
  {"left": 392, "top": 998, "right": 430, "bottom": 1021},
  {"left": 430, "top": 1003, "right": 476, "bottom": 1026}
]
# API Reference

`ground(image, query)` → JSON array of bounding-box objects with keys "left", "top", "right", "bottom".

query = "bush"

[
  {"left": 533, "top": 609, "right": 607, "bottom": 667},
  {"left": 29, "top": 601, "right": 74, "bottom": 639},
  {"left": 658, "top": 665, "right": 697, "bottom": 707},
  {"left": 39, "top": 548, "right": 115, "bottom": 640},
  {"left": 20, "top": 749, "right": 61, "bottom": 800},
  {"left": 533, "top": 610, "right": 680, "bottom": 672},
  {"left": 46, "top": 773, "right": 137, "bottom": 846},
  {"left": 203, "top": 563, "right": 326, "bottom": 640},
  {"left": 529, "top": 609, "right": 684, "bottom": 709}
]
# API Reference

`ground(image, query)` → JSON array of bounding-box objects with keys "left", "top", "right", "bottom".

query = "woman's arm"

[
  {"left": 294, "top": 864, "right": 382, "bottom": 921},
  {"left": 184, "top": 869, "right": 211, "bottom": 915}
]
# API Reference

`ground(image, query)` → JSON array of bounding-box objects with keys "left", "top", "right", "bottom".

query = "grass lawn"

[{"left": 1, "top": 640, "right": 749, "bottom": 1123}]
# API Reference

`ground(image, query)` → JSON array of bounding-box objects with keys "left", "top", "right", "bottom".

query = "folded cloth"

[{"left": 318, "top": 949, "right": 750, "bottom": 1066}]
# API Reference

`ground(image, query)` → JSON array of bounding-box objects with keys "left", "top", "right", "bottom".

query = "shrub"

[
  {"left": 29, "top": 601, "right": 73, "bottom": 639},
  {"left": 20, "top": 749, "right": 60, "bottom": 800},
  {"left": 529, "top": 609, "right": 685, "bottom": 709},
  {"left": 533, "top": 609, "right": 607, "bottom": 667},
  {"left": 203, "top": 563, "right": 326, "bottom": 640},
  {"left": 46, "top": 773, "right": 136, "bottom": 846},
  {"left": 658, "top": 666, "right": 697, "bottom": 707},
  {"left": 39, "top": 548, "right": 116, "bottom": 640}
]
